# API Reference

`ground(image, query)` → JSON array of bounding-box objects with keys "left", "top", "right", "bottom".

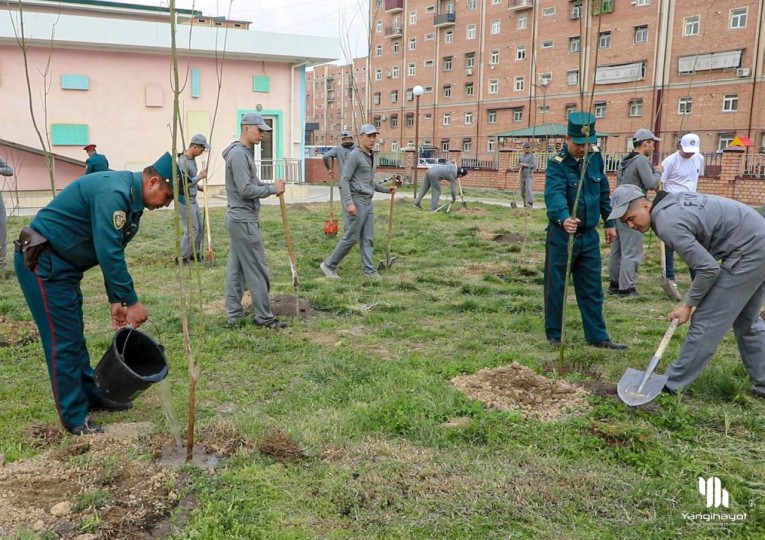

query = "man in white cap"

[
  {"left": 608, "top": 184, "right": 765, "bottom": 398},
  {"left": 607, "top": 128, "right": 662, "bottom": 297},
  {"left": 222, "top": 113, "right": 287, "bottom": 329},
  {"left": 660, "top": 133, "right": 704, "bottom": 284},
  {"left": 518, "top": 142, "right": 537, "bottom": 208},
  {"left": 176, "top": 133, "right": 209, "bottom": 264},
  {"left": 322, "top": 129, "right": 356, "bottom": 230},
  {"left": 320, "top": 124, "right": 396, "bottom": 278}
]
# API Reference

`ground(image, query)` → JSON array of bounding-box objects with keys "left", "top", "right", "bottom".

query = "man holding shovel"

[
  {"left": 607, "top": 129, "right": 662, "bottom": 297},
  {"left": 320, "top": 124, "right": 396, "bottom": 279},
  {"left": 412, "top": 163, "right": 467, "bottom": 212},
  {"left": 518, "top": 142, "right": 537, "bottom": 208},
  {"left": 609, "top": 184, "right": 765, "bottom": 398},
  {"left": 176, "top": 134, "right": 209, "bottom": 264}
]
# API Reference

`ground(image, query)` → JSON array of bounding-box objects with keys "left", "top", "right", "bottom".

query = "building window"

[
  {"left": 463, "top": 138, "right": 472, "bottom": 152},
  {"left": 375, "top": 69, "right": 382, "bottom": 81},
  {"left": 678, "top": 97, "right": 692, "bottom": 114},
  {"left": 487, "top": 138, "right": 496, "bottom": 152},
  {"left": 467, "top": 24, "right": 476, "bottom": 39},
  {"left": 443, "top": 84, "right": 452, "bottom": 98},
  {"left": 406, "top": 88, "right": 413, "bottom": 101},
  {"left": 393, "top": 40, "right": 400, "bottom": 53},
  {"left": 543, "top": 7, "right": 556, "bottom": 16},
  {"left": 409, "top": 37, "right": 416, "bottom": 50},
  {"left": 566, "top": 105, "right": 577, "bottom": 118},
  {"left": 408, "top": 63, "right": 415, "bottom": 76},
  {"left": 391, "top": 90, "right": 398, "bottom": 103},
  {"left": 444, "top": 56, "right": 453, "bottom": 71},
  {"left": 684, "top": 15, "right": 700, "bottom": 36},
  {"left": 488, "top": 110, "right": 497, "bottom": 123},
  {"left": 465, "top": 82, "right": 474, "bottom": 96},
  {"left": 391, "top": 116, "right": 398, "bottom": 128},
  {"left": 594, "top": 103, "right": 606, "bottom": 118},
  {"left": 465, "top": 112, "right": 473, "bottom": 125},
  {"left": 599, "top": 32, "right": 611, "bottom": 49},
  {"left": 542, "top": 40, "right": 554, "bottom": 48},
  {"left": 374, "top": 116, "right": 381, "bottom": 129},
  {"left": 718, "top": 134, "right": 735, "bottom": 151},
  {"left": 567, "top": 70, "right": 579, "bottom": 86},
  {"left": 373, "top": 92, "right": 381, "bottom": 105},
  {"left": 489, "top": 79, "right": 498, "bottom": 94},
  {"left": 491, "top": 20, "right": 501, "bottom": 35},
  {"left": 375, "top": 20, "right": 382, "bottom": 33},
  {"left": 490, "top": 50, "right": 499, "bottom": 64},
  {"left": 570, "top": 37, "right": 580, "bottom": 53},
  {"left": 424, "top": 59, "right": 434, "bottom": 67},
  {"left": 514, "top": 76, "right": 525, "bottom": 91},
  {"left": 513, "top": 108, "right": 523, "bottom": 122},
  {"left": 445, "top": 30, "right": 453, "bottom": 43},
  {"left": 407, "top": 115, "right": 414, "bottom": 127},
  {"left": 636, "top": 0, "right": 649, "bottom": 5},
  {"left": 570, "top": 1, "right": 582, "bottom": 20},
  {"left": 492, "top": 0, "right": 501, "bottom": 4},
  {"left": 425, "top": 33, "right": 434, "bottom": 40},
  {"left": 730, "top": 7, "right": 747, "bottom": 29},
  {"left": 441, "top": 139, "right": 450, "bottom": 152},
  {"left": 375, "top": 45, "right": 382, "bottom": 56},
  {"left": 467, "top": 0, "right": 477, "bottom": 9},
  {"left": 634, "top": 26, "right": 648, "bottom": 44},
  {"left": 629, "top": 100, "right": 643, "bottom": 117},
  {"left": 409, "top": 10, "right": 417, "bottom": 25},
  {"left": 516, "top": 45, "right": 526, "bottom": 61},
  {"left": 518, "top": 14, "right": 528, "bottom": 30},
  {"left": 723, "top": 93, "right": 739, "bottom": 112},
  {"left": 391, "top": 65, "right": 399, "bottom": 78},
  {"left": 466, "top": 53, "right": 475, "bottom": 68},
  {"left": 443, "top": 113, "right": 451, "bottom": 126}
]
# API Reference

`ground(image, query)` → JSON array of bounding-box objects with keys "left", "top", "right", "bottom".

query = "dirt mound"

[
  {"left": 451, "top": 362, "right": 590, "bottom": 422},
  {"left": 0, "top": 316, "right": 38, "bottom": 347},
  {"left": 492, "top": 233, "right": 526, "bottom": 244},
  {"left": 271, "top": 293, "right": 315, "bottom": 319}
]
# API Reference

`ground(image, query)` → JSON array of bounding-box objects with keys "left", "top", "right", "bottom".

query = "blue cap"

[{"left": 567, "top": 111, "right": 597, "bottom": 144}]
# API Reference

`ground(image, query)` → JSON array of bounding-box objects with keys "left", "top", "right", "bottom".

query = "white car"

[{"left": 417, "top": 158, "right": 438, "bottom": 169}]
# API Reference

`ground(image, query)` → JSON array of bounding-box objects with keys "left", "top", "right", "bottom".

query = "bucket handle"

[{"left": 119, "top": 319, "right": 163, "bottom": 358}]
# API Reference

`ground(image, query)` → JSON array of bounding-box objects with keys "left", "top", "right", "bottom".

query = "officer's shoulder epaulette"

[
  {"left": 590, "top": 144, "right": 601, "bottom": 153},
  {"left": 553, "top": 153, "right": 565, "bottom": 163}
]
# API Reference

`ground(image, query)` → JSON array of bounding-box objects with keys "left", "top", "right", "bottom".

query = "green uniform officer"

[
  {"left": 543, "top": 112, "right": 627, "bottom": 350},
  {"left": 14, "top": 153, "right": 176, "bottom": 435}
]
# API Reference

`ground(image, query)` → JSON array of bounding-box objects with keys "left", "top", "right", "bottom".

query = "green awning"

[{"left": 495, "top": 123, "right": 611, "bottom": 138}]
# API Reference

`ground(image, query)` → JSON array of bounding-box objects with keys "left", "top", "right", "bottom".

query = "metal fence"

[
  {"left": 258, "top": 158, "right": 302, "bottom": 183},
  {"left": 743, "top": 153, "right": 765, "bottom": 178}
]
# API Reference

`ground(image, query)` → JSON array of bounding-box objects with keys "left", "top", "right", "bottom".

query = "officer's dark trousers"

[
  {"left": 544, "top": 225, "right": 609, "bottom": 344},
  {"left": 15, "top": 250, "right": 99, "bottom": 431}
]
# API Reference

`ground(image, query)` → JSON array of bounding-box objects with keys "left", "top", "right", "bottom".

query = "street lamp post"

[{"left": 412, "top": 85, "right": 424, "bottom": 197}]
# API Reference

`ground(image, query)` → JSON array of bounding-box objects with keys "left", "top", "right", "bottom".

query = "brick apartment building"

[{"left": 309, "top": 0, "right": 765, "bottom": 168}]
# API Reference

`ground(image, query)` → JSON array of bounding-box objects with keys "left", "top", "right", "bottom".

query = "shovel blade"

[
  {"left": 617, "top": 368, "right": 668, "bottom": 406},
  {"left": 661, "top": 278, "right": 683, "bottom": 301},
  {"left": 378, "top": 257, "right": 396, "bottom": 271}
]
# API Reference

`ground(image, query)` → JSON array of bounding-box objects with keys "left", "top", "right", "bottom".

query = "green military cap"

[{"left": 567, "top": 111, "right": 597, "bottom": 144}]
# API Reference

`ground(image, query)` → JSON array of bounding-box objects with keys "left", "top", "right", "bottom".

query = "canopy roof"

[{"left": 495, "top": 123, "right": 611, "bottom": 138}]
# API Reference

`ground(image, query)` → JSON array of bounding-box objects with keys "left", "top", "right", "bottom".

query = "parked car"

[{"left": 418, "top": 158, "right": 438, "bottom": 169}]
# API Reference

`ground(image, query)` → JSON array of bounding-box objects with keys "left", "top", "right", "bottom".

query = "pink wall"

[{"left": 0, "top": 143, "right": 85, "bottom": 192}]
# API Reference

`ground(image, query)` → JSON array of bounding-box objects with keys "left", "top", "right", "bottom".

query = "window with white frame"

[
  {"left": 594, "top": 103, "right": 606, "bottom": 118},
  {"left": 567, "top": 70, "right": 579, "bottom": 86},
  {"left": 376, "top": 0, "right": 382, "bottom": 7},
  {"left": 489, "top": 79, "right": 499, "bottom": 94},
  {"left": 465, "top": 82, "right": 474, "bottom": 96},
  {"left": 443, "top": 84, "right": 452, "bottom": 98},
  {"left": 465, "top": 112, "right": 473, "bottom": 125},
  {"left": 516, "top": 45, "right": 526, "bottom": 61},
  {"left": 375, "top": 45, "right": 382, "bottom": 57},
  {"left": 445, "top": 30, "right": 453, "bottom": 43},
  {"left": 513, "top": 108, "right": 523, "bottom": 122},
  {"left": 492, "top": 0, "right": 501, "bottom": 4},
  {"left": 566, "top": 105, "right": 576, "bottom": 118},
  {"left": 391, "top": 141, "right": 399, "bottom": 151},
  {"left": 425, "top": 33, "right": 434, "bottom": 40},
  {"left": 373, "top": 92, "right": 381, "bottom": 105},
  {"left": 444, "top": 56, "right": 452, "bottom": 71},
  {"left": 543, "top": 7, "right": 556, "bottom": 16},
  {"left": 634, "top": 25, "right": 648, "bottom": 44},
  {"left": 684, "top": 15, "right": 700, "bottom": 36},
  {"left": 490, "top": 50, "right": 499, "bottom": 64},
  {"left": 391, "top": 90, "right": 398, "bottom": 103},
  {"left": 571, "top": 1, "right": 582, "bottom": 19},
  {"left": 678, "top": 97, "right": 692, "bottom": 114},
  {"left": 538, "top": 105, "right": 550, "bottom": 114},
  {"left": 426, "top": 5, "right": 435, "bottom": 12},
  {"left": 515, "top": 76, "right": 525, "bottom": 91},
  {"left": 406, "top": 115, "right": 414, "bottom": 127},
  {"left": 408, "top": 63, "right": 416, "bottom": 76},
  {"left": 406, "top": 88, "right": 413, "bottom": 101},
  {"left": 570, "top": 36, "right": 580, "bottom": 53},
  {"left": 391, "top": 116, "right": 398, "bottom": 128},
  {"left": 391, "top": 65, "right": 400, "bottom": 78},
  {"left": 542, "top": 40, "right": 553, "bottom": 48},
  {"left": 488, "top": 110, "right": 497, "bottom": 123},
  {"left": 636, "top": 0, "right": 649, "bottom": 5},
  {"left": 466, "top": 53, "right": 475, "bottom": 68},
  {"left": 629, "top": 100, "right": 643, "bottom": 117},
  {"left": 443, "top": 113, "right": 451, "bottom": 126},
  {"left": 518, "top": 14, "right": 528, "bottom": 30},
  {"left": 409, "top": 10, "right": 417, "bottom": 25},
  {"left": 409, "top": 37, "right": 416, "bottom": 51},
  {"left": 491, "top": 20, "right": 501, "bottom": 35},
  {"left": 375, "top": 20, "right": 382, "bottom": 33},
  {"left": 730, "top": 7, "right": 747, "bottom": 29},
  {"left": 487, "top": 138, "right": 496, "bottom": 152},
  {"left": 462, "top": 138, "right": 472, "bottom": 152},
  {"left": 723, "top": 93, "right": 739, "bottom": 112},
  {"left": 375, "top": 69, "right": 382, "bottom": 81},
  {"left": 718, "top": 134, "right": 734, "bottom": 150},
  {"left": 424, "top": 59, "right": 434, "bottom": 67},
  {"left": 467, "top": 24, "right": 476, "bottom": 39},
  {"left": 467, "top": 0, "right": 476, "bottom": 10},
  {"left": 393, "top": 40, "right": 400, "bottom": 53},
  {"left": 441, "top": 139, "right": 450, "bottom": 152},
  {"left": 599, "top": 32, "right": 611, "bottom": 49}
]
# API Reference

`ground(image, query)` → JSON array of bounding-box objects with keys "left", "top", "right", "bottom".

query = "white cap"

[{"left": 680, "top": 133, "right": 700, "bottom": 154}]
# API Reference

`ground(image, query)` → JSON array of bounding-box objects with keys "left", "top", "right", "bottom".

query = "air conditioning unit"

[
  {"left": 386, "top": 71, "right": 392, "bottom": 78},
  {"left": 465, "top": 68, "right": 473, "bottom": 76},
  {"left": 381, "top": 115, "right": 388, "bottom": 120},
  {"left": 736, "top": 68, "right": 751, "bottom": 77}
]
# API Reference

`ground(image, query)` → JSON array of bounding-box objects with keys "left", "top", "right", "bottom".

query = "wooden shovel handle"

[{"left": 655, "top": 318, "right": 679, "bottom": 360}]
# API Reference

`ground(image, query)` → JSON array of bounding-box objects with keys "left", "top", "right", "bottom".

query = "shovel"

[
  {"left": 617, "top": 318, "right": 679, "bottom": 406},
  {"left": 278, "top": 192, "right": 299, "bottom": 291},
  {"left": 324, "top": 181, "right": 339, "bottom": 237},
  {"left": 660, "top": 240, "right": 683, "bottom": 301},
  {"left": 510, "top": 170, "right": 521, "bottom": 209},
  {"left": 378, "top": 176, "right": 403, "bottom": 271},
  {"left": 457, "top": 177, "right": 468, "bottom": 209}
]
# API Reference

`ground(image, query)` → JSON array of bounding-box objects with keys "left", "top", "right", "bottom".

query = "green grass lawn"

[{"left": 1, "top": 194, "right": 763, "bottom": 539}]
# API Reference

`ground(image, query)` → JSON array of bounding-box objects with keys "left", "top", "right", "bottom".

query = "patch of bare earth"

[
  {"left": 271, "top": 293, "right": 316, "bottom": 319},
  {"left": 451, "top": 362, "right": 591, "bottom": 422},
  {"left": 0, "top": 316, "right": 39, "bottom": 347}
]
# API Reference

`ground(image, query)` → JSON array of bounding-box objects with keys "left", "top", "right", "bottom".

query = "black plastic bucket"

[{"left": 94, "top": 328, "right": 169, "bottom": 402}]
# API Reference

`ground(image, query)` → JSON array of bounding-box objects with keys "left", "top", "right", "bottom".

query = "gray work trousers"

[
  {"left": 665, "top": 251, "right": 765, "bottom": 395},
  {"left": 323, "top": 199, "right": 377, "bottom": 275},
  {"left": 521, "top": 174, "right": 534, "bottom": 206},
  {"left": 607, "top": 220, "right": 644, "bottom": 290},
  {"left": 415, "top": 177, "right": 455, "bottom": 211},
  {"left": 0, "top": 193, "right": 6, "bottom": 269},
  {"left": 224, "top": 216, "right": 275, "bottom": 325},
  {"left": 178, "top": 197, "right": 203, "bottom": 260}
]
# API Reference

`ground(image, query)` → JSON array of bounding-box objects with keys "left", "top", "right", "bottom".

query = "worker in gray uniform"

[
  {"left": 609, "top": 184, "right": 765, "bottom": 398},
  {"left": 412, "top": 163, "right": 467, "bottom": 211},
  {"left": 607, "top": 129, "right": 662, "bottom": 297},
  {"left": 222, "top": 113, "right": 287, "bottom": 329},
  {"left": 518, "top": 142, "right": 537, "bottom": 208},
  {"left": 320, "top": 124, "right": 396, "bottom": 279},
  {"left": 323, "top": 129, "right": 355, "bottom": 230},
  {"left": 176, "top": 134, "right": 209, "bottom": 264}
]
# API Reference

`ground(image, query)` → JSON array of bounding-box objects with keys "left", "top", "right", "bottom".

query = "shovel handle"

[{"left": 636, "top": 319, "right": 679, "bottom": 394}]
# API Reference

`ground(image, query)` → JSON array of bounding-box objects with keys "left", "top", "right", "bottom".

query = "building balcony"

[
  {"left": 385, "top": 0, "right": 404, "bottom": 13},
  {"left": 385, "top": 25, "right": 404, "bottom": 38},
  {"left": 508, "top": 0, "right": 533, "bottom": 10},
  {"left": 434, "top": 12, "right": 456, "bottom": 28}
]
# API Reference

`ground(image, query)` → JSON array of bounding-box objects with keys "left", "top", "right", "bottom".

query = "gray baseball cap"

[
  {"left": 359, "top": 124, "right": 380, "bottom": 135},
  {"left": 190, "top": 133, "right": 209, "bottom": 148},
  {"left": 607, "top": 184, "right": 647, "bottom": 221},
  {"left": 633, "top": 128, "right": 661, "bottom": 143},
  {"left": 241, "top": 112, "right": 272, "bottom": 131},
  {"left": 340, "top": 130, "right": 353, "bottom": 138}
]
